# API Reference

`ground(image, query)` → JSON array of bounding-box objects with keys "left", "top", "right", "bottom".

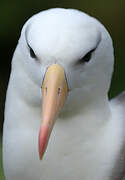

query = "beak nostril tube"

[{"left": 58, "top": 87, "right": 61, "bottom": 95}]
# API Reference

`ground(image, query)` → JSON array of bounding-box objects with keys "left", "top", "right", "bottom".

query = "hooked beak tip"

[{"left": 38, "top": 124, "right": 50, "bottom": 160}]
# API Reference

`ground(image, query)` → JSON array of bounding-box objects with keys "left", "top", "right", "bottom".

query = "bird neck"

[{"left": 59, "top": 87, "right": 111, "bottom": 135}]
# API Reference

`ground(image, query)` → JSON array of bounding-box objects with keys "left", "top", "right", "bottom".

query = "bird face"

[{"left": 15, "top": 8, "right": 114, "bottom": 159}]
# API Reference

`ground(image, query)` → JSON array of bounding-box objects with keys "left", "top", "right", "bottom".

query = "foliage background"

[{"left": 0, "top": 0, "right": 125, "bottom": 179}]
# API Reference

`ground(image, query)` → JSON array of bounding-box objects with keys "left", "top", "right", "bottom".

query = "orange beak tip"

[{"left": 38, "top": 124, "right": 49, "bottom": 160}]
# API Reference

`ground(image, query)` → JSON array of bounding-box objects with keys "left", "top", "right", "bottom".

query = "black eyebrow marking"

[{"left": 75, "top": 33, "right": 102, "bottom": 65}]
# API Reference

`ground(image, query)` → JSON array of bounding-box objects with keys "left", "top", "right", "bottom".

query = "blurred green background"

[{"left": 0, "top": 0, "right": 125, "bottom": 179}]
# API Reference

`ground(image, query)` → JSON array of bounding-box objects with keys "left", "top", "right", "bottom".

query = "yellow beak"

[{"left": 38, "top": 64, "right": 68, "bottom": 160}]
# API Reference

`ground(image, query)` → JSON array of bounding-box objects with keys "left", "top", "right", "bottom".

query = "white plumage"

[{"left": 3, "top": 8, "right": 125, "bottom": 180}]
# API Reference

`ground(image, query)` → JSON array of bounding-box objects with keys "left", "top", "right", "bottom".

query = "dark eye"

[
  {"left": 78, "top": 49, "right": 95, "bottom": 64},
  {"left": 29, "top": 46, "right": 37, "bottom": 59}
]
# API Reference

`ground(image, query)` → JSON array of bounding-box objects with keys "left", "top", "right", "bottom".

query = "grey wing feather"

[
  {"left": 110, "top": 144, "right": 125, "bottom": 180},
  {"left": 111, "top": 91, "right": 125, "bottom": 107},
  {"left": 110, "top": 91, "right": 125, "bottom": 180}
]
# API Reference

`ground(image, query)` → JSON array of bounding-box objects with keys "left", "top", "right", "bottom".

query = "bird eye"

[
  {"left": 29, "top": 46, "right": 37, "bottom": 59},
  {"left": 78, "top": 49, "right": 95, "bottom": 64}
]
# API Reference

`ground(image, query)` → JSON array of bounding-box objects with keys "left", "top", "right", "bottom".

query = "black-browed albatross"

[{"left": 2, "top": 8, "right": 125, "bottom": 180}]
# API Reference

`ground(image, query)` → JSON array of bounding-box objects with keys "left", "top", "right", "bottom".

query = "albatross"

[{"left": 2, "top": 8, "right": 125, "bottom": 180}]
